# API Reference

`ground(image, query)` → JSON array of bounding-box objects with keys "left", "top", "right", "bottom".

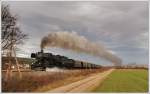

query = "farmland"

[
  {"left": 2, "top": 68, "right": 109, "bottom": 92},
  {"left": 93, "top": 69, "right": 148, "bottom": 92},
  {"left": 2, "top": 68, "right": 148, "bottom": 93}
]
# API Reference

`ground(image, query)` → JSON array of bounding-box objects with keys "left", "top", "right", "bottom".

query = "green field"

[{"left": 94, "top": 69, "right": 148, "bottom": 92}]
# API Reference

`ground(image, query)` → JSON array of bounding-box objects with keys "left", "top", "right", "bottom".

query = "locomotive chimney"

[{"left": 41, "top": 49, "right": 44, "bottom": 53}]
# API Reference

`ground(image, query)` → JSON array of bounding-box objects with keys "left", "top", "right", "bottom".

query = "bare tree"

[
  {"left": 2, "top": 4, "right": 28, "bottom": 80},
  {"left": 2, "top": 4, "right": 27, "bottom": 51}
]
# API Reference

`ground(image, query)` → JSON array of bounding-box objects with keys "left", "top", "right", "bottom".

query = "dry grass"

[{"left": 2, "top": 68, "right": 109, "bottom": 92}]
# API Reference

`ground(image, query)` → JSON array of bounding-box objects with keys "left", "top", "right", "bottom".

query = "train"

[{"left": 31, "top": 50, "right": 102, "bottom": 71}]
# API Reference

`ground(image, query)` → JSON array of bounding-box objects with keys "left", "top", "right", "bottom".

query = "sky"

[{"left": 4, "top": 1, "right": 149, "bottom": 66}]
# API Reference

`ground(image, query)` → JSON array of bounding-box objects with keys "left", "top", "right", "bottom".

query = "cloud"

[{"left": 5, "top": 1, "right": 148, "bottom": 65}]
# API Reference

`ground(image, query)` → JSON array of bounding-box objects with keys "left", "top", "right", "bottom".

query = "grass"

[
  {"left": 2, "top": 68, "right": 109, "bottom": 92},
  {"left": 93, "top": 69, "right": 148, "bottom": 92},
  {"left": 2, "top": 57, "right": 35, "bottom": 65}
]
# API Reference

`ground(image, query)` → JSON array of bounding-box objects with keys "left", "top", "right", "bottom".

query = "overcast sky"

[{"left": 5, "top": 1, "right": 149, "bottom": 66}]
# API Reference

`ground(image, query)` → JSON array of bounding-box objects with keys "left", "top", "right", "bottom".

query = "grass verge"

[
  {"left": 93, "top": 69, "right": 148, "bottom": 92},
  {"left": 2, "top": 68, "right": 109, "bottom": 92}
]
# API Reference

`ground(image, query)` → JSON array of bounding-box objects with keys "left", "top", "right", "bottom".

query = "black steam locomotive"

[{"left": 31, "top": 50, "right": 101, "bottom": 71}]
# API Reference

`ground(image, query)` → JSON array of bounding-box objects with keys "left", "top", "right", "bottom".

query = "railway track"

[{"left": 2, "top": 69, "right": 31, "bottom": 72}]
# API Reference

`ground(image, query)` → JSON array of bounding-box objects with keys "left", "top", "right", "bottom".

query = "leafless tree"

[
  {"left": 2, "top": 4, "right": 27, "bottom": 51},
  {"left": 2, "top": 4, "right": 28, "bottom": 80}
]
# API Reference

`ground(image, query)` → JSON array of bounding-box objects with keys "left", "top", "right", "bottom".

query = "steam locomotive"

[{"left": 31, "top": 50, "right": 101, "bottom": 71}]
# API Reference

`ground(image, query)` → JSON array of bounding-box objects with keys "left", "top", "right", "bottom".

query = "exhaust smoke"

[
  {"left": 46, "top": 67, "right": 65, "bottom": 72},
  {"left": 41, "top": 31, "right": 122, "bottom": 66}
]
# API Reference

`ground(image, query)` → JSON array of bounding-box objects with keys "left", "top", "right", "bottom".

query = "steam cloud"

[{"left": 41, "top": 31, "right": 122, "bottom": 66}]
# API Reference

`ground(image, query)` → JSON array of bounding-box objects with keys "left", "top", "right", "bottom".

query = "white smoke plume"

[{"left": 41, "top": 31, "right": 122, "bottom": 66}]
